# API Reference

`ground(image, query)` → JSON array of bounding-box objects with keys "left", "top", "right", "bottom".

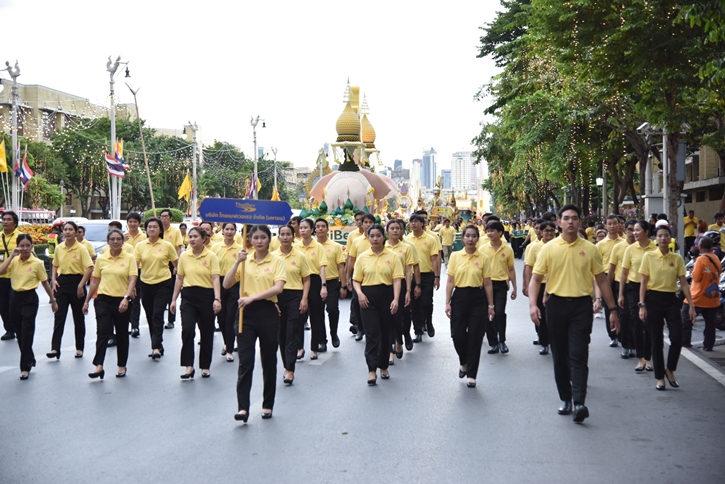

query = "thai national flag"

[
  {"left": 105, "top": 152, "right": 126, "bottom": 178},
  {"left": 14, "top": 145, "right": 33, "bottom": 189},
  {"left": 115, "top": 141, "right": 130, "bottom": 171}
]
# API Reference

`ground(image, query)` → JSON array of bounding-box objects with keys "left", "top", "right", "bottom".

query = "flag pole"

[
  {"left": 126, "top": 84, "right": 156, "bottom": 217},
  {"left": 238, "top": 224, "right": 247, "bottom": 333}
]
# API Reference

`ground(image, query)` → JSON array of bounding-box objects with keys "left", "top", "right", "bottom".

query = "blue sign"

[{"left": 198, "top": 198, "right": 293, "bottom": 225}]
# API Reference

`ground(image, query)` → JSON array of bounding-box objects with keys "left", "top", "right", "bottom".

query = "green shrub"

[{"left": 143, "top": 208, "right": 185, "bottom": 222}]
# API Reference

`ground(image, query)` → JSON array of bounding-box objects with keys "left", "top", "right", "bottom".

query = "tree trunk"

[{"left": 666, "top": 132, "right": 681, "bottom": 237}]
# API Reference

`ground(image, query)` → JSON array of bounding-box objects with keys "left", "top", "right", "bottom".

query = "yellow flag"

[
  {"left": 177, "top": 173, "right": 192, "bottom": 202},
  {"left": 0, "top": 140, "right": 7, "bottom": 173},
  {"left": 256, "top": 177, "right": 262, "bottom": 192},
  {"left": 271, "top": 186, "right": 280, "bottom": 201}
]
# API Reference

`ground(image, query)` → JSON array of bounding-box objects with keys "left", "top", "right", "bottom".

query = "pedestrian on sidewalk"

[{"left": 529, "top": 204, "right": 619, "bottom": 423}]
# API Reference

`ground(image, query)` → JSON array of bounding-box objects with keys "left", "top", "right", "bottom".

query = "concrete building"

[
  {"left": 394, "top": 159, "right": 403, "bottom": 171},
  {"left": 422, "top": 148, "right": 437, "bottom": 189},
  {"left": 441, "top": 169, "right": 451, "bottom": 189},
  {"left": 681, "top": 146, "right": 724, "bottom": 224},
  {"left": 451, "top": 151, "right": 477, "bottom": 190},
  {"left": 410, "top": 158, "right": 422, "bottom": 202},
  {"left": 476, "top": 157, "right": 491, "bottom": 214}
]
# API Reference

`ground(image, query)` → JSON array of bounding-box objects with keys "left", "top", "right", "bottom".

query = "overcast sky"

[{"left": 0, "top": 0, "right": 501, "bottom": 171}]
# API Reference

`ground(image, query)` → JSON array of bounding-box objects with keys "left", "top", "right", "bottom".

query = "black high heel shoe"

[
  {"left": 20, "top": 372, "right": 29, "bottom": 380},
  {"left": 234, "top": 411, "right": 249, "bottom": 422},
  {"left": 88, "top": 369, "right": 105, "bottom": 380},
  {"left": 116, "top": 371, "right": 127, "bottom": 378},
  {"left": 75, "top": 352, "right": 83, "bottom": 358},
  {"left": 180, "top": 369, "right": 195, "bottom": 380},
  {"left": 261, "top": 410, "right": 273, "bottom": 419},
  {"left": 665, "top": 370, "right": 679, "bottom": 388},
  {"left": 46, "top": 351, "right": 60, "bottom": 360}
]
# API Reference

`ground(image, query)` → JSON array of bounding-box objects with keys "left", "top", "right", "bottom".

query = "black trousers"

[
  {"left": 180, "top": 287, "right": 215, "bottom": 369},
  {"left": 486, "top": 280, "right": 509, "bottom": 346},
  {"left": 218, "top": 278, "right": 240, "bottom": 354},
  {"left": 411, "top": 272, "right": 434, "bottom": 335},
  {"left": 613, "top": 281, "right": 632, "bottom": 349},
  {"left": 350, "top": 270, "right": 363, "bottom": 334},
  {"left": 360, "top": 285, "right": 394, "bottom": 372},
  {"left": 681, "top": 303, "right": 719, "bottom": 349},
  {"left": 391, "top": 279, "right": 407, "bottom": 346},
  {"left": 141, "top": 278, "right": 172, "bottom": 351},
  {"left": 684, "top": 236, "right": 696, "bottom": 257},
  {"left": 129, "top": 270, "right": 141, "bottom": 330},
  {"left": 450, "top": 287, "right": 487, "bottom": 378},
  {"left": 324, "top": 278, "right": 341, "bottom": 338},
  {"left": 307, "top": 275, "right": 326, "bottom": 350},
  {"left": 51, "top": 274, "right": 86, "bottom": 352},
  {"left": 278, "top": 289, "right": 303, "bottom": 372},
  {"left": 10, "top": 289, "right": 37, "bottom": 372},
  {"left": 626, "top": 282, "right": 651, "bottom": 360},
  {"left": 0, "top": 277, "right": 13, "bottom": 335},
  {"left": 167, "top": 264, "right": 177, "bottom": 323},
  {"left": 646, "top": 291, "right": 682, "bottom": 380},
  {"left": 236, "top": 300, "right": 279, "bottom": 412},
  {"left": 602, "top": 281, "right": 618, "bottom": 340},
  {"left": 535, "top": 283, "right": 549, "bottom": 346},
  {"left": 92, "top": 295, "right": 130, "bottom": 367},
  {"left": 546, "top": 295, "right": 593, "bottom": 404}
]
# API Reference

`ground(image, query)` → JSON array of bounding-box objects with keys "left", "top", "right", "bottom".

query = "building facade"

[
  {"left": 422, "top": 148, "right": 437, "bottom": 189},
  {"left": 441, "top": 169, "right": 451, "bottom": 189},
  {"left": 451, "top": 151, "right": 477, "bottom": 190}
]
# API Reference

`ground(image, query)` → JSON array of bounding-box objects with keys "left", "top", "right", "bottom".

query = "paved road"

[{"left": 1, "top": 259, "right": 724, "bottom": 484}]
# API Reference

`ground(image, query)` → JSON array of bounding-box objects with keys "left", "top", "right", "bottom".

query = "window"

[
  {"left": 709, "top": 185, "right": 724, "bottom": 202},
  {"left": 696, "top": 190, "right": 706, "bottom": 203}
]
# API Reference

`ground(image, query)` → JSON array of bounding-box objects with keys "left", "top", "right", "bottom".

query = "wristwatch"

[
  {"left": 321, "top": 283, "right": 327, "bottom": 287},
  {"left": 637, "top": 302, "right": 646, "bottom": 308},
  {"left": 125, "top": 296, "right": 133, "bottom": 302}
]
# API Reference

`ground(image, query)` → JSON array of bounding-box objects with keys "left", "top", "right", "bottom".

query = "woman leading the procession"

[
  {"left": 170, "top": 227, "right": 222, "bottom": 379},
  {"left": 223, "top": 225, "right": 286, "bottom": 422},
  {"left": 352, "top": 224, "right": 403, "bottom": 385},
  {"left": 212, "top": 222, "right": 242, "bottom": 362},
  {"left": 638, "top": 225, "right": 695, "bottom": 390},
  {"left": 445, "top": 226, "right": 495, "bottom": 388},
  {"left": 0, "top": 234, "right": 57, "bottom": 379},
  {"left": 274, "top": 224, "right": 310, "bottom": 385},
  {"left": 48, "top": 222, "right": 94, "bottom": 359},
  {"left": 82, "top": 229, "right": 138, "bottom": 380},
  {"left": 134, "top": 218, "right": 179, "bottom": 360}
]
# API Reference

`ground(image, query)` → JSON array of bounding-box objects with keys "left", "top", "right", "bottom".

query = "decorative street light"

[
  {"left": 596, "top": 177, "right": 604, "bottom": 216},
  {"left": 106, "top": 55, "right": 130, "bottom": 220}
]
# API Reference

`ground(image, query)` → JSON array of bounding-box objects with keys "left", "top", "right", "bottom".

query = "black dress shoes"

[
  {"left": 331, "top": 334, "right": 340, "bottom": 348},
  {"left": 234, "top": 412, "right": 249, "bottom": 422},
  {"left": 573, "top": 404, "right": 589, "bottom": 423},
  {"left": 621, "top": 348, "right": 629, "bottom": 359},
  {"left": 427, "top": 325, "right": 435, "bottom": 338},
  {"left": 304, "top": 321, "right": 310, "bottom": 330},
  {"left": 412, "top": 334, "right": 423, "bottom": 344},
  {"left": 539, "top": 345, "right": 549, "bottom": 355},
  {"left": 165, "top": 322, "right": 174, "bottom": 329},
  {"left": 558, "top": 401, "right": 572, "bottom": 415},
  {"left": 355, "top": 332, "right": 364, "bottom": 342},
  {"left": 499, "top": 342, "right": 509, "bottom": 354},
  {"left": 609, "top": 338, "right": 619, "bottom": 347},
  {"left": 1, "top": 332, "right": 15, "bottom": 341},
  {"left": 404, "top": 333, "right": 414, "bottom": 350},
  {"left": 107, "top": 336, "right": 117, "bottom": 347},
  {"left": 131, "top": 328, "right": 140, "bottom": 338},
  {"left": 487, "top": 344, "right": 499, "bottom": 354},
  {"left": 532, "top": 339, "right": 540, "bottom": 345},
  {"left": 349, "top": 324, "right": 358, "bottom": 335},
  {"left": 318, "top": 343, "right": 328, "bottom": 353}
]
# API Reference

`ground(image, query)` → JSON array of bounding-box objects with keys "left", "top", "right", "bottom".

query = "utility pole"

[
  {"left": 106, "top": 55, "right": 129, "bottom": 220},
  {"left": 250, "top": 116, "right": 264, "bottom": 199},
  {"left": 188, "top": 122, "right": 199, "bottom": 221},
  {"left": 3, "top": 61, "right": 20, "bottom": 213},
  {"left": 271, "top": 147, "right": 277, "bottom": 196}
]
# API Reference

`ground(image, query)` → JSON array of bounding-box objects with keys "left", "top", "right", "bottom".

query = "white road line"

[
  {"left": 681, "top": 348, "right": 725, "bottom": 387},
  {"left": 0, "top": 366, "right": 16, "bottom": 375},
  {"left": 307, "top": 352, "right": 334, "bottom": 366}
]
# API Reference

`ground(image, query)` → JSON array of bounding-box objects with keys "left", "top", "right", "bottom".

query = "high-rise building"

[
  {"left": 441, "top": 169, "right": 452, "bottom": 189},
  {"left": 394, "top": 159, "right": 403, "bottom": 171},
  {"left": 410, "top": 159, "right": 422, "bottom": 202},
  {"left": 451, "top": 151, "right": 476, "bottom": 190},
  {"left": 422, "top": 148, "right": 437, "bottom": 189}
]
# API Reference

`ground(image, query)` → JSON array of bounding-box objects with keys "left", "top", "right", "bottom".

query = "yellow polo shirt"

[
  {"left": 0, "top": 228, "right": 22, "bottom": 279},
  {"left": 404, "top": 231, "right": 439, "bottom": 273},
  {"left": 622, "top": 240, "right": 657, "bottom": 283},
  {"left": 525, "top": 240, "right": 547, "bottom": 283},
  {"left": 478, "top": 241, "right": 514, "bottom": 281},
  {"left": 347, "top": 229, "right": 365, "bottom": 248},
  {"left": 294, "top": 239, "right": 328, "bottom": 276},
  {"left": 233, "top": 251, "right": 286, "bottom": 303},
  {"left": 101, "top": 243, "right": 134, "bottom": 255},
  {"left": 348, "top": 235, "right": 372, "bottom": 259},
  {"left": 683, "top": 216, "right": 698, "bottom": 237},
  {"left": 269, "top": 236, "right": 280, "bottom": 252},
  {"left": 533, "top": 236, "right": 604, "bottom": 297},
  {"left": 210, "top": 232, "right": 223, "bottom": 245},
  {"left": 273, "top": 248, "right": 310, "bottom": 291},
  {"left": 639, "top": 250, "right": 686, "bottom": 293},
  {"left": 125, "top": 231, "right": 147, "bottom": 247},
  {"left": 7, "top": 256, "right": 47, "bottom": 291},
  {"left": 212, "top": 241, "right": 242, "bottom": 277},
  {"left": 596, "top": 236, "right": 623, "bottom": 272},
  {"left": 386, "top": 240, "right": 419, "bottom": 268},
  {"left": 708, "top": 223, "right": 725, "bottom": 250},
  {"left": 93, "top": 251, "right": 138, "bottom": 297},
  {"left": 177, "top": 247, "right": 220, "bottom": 288},
  {"left": 447, "top": 250, "right": 491, "bottom": 288},
  {"left": 319, "top": 239, "right": 345, "bottom": 280},
  {"left": 162, "top": 225, "right": 183, "bottom": 249},
  {"left": 79, "top": 239, "right": 97, "bottom": 259},
  {"left": 608, "top": 240, "right": 632, "bottom": 283},
  {"left": 439, "top": 226, "right": 456, "bottom": 246},
  {"left": 353, "top": 247, "right": 404, "bottom": 286},
  {"left": 134, "top": 238, "right": 178, "bottom": 285},
  {"left": 53, "top": 241, "right": 93, "bottom": 275}
]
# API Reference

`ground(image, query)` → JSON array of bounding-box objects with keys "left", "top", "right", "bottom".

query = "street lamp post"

[
  {"left": 596, "top": 177, "right": 604, "bottom": 217},
  {"left": 59, "top": 179, "right": 64, "bottom": 217},
  {"left": 187, "top": 122, "right": 199, "bottom": 221},
  {"left": 2, "top": 61, "right": 20, "bottom": 213},
  {"left": 250, "top": 116, "right": 265, "bottom": 199},
  {"left": 106, "top": 56, "right": 129, "bottom": 220}
]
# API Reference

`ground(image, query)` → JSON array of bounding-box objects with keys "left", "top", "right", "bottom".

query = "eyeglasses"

[{"left": 543, "top": 229, "right": 556, "bottom": 233}]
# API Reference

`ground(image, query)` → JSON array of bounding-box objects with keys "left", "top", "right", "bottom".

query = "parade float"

[{"left": 304, "top": 81, "right": 401, "bottom": 244}]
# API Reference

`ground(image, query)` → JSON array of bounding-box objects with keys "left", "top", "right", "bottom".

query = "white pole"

[
  {"left": 602, "top": 164, "right": 607, "bottom": 216},
  {"left": 5, "top": 61, "right": 20, "bottom": 214},
  {"left": 271, "top": 147, "right": 277, "bottom": 195},
  {"left": 662, "top": 128, "right": 668, "bottom": 217},
  {"left": 190, "top": 122, "right": 198, "bottom": 221},
  {"left": 251, "top": 116, "right": 258, "bottom": 200}
]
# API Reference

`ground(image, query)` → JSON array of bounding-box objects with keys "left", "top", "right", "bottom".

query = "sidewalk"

[{"left": 682, "top": 316, "right": 725, "bottom": 374}]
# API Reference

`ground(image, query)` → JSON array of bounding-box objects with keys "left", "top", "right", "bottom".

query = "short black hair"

[
  {"left": 179, "top": 223, "right": 187, "bottom": 229},
  {"left": 534, "top": 218, "right": 545, "bottom": 227},
  {"left": 366, "top": 223, "right": 386, "bottom": 239},
  {"left": 361, "top": 213, "right": 376, "bottom": 224},
  {"left": 635, "top": 220, "right": 651, "bottom": 234},
  {"left": 314, "top": 218, "right": 329, "bottom": 228},
  {"left": 299, "top": 218, "right": 315, "bottom": 230},
  {"left": 657, "top": 213, "right": 668, "bottom": 221},
  {"left": 486, "top": 221, "right": 504, "bottom": 233},
  {"left": 539, "top": 221, "right": 556, "bottom": 231},
  {"left": 2, "top": 210, "right": 19, "bottom": 226},
  {"left": 108, "top": 221, "right": 123, "bottom": 230},
  {"left": 354, "top": 211, "right": 365, "bottom": 219},
  {"left": 144, "top": 217, "right": 164, "bottom": 238},
  {"left": 557, "top": 204, "right": 582, "bottom": 219},
  {"left": 699, "top": 236, "right": 713, "bottom": 250},
  {"left": 290, "top": 216, "right": 303, "bottom": 225},
  {"left": 487, "top": 215, "right": 501, "bottom": 223},
  {"left": 542, "top": 211, "right": 556, "bottom": 221},
  {"left": 414, "top": 210, "right": 428, "bottom": 217},
  {"left": 409, "top": 214, "right": 425, "bottom": 224},
  {"left": 605, "top": 214, "right": 619, "bottom": 223},
  {"left": 126, "top": 212, "right": 142, "bottom": 223},
  {"left": 715, "top": 213, "right": 724, "bottom": 219},
  {"left": 160, "top": 209, "right": 173, "bottom": 218},
  {"left": 655, "top": 225, "right": 672, "bottom": 237}
]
